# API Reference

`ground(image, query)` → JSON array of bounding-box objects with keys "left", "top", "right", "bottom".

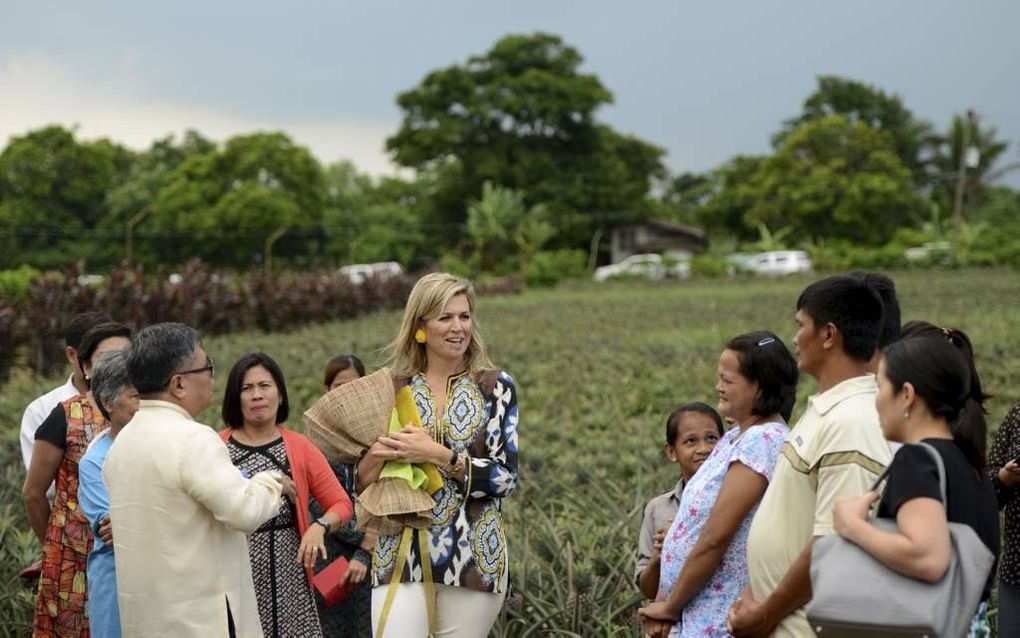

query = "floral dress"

[
  {"left": 659, "top": 422, "right": 787, "bottom": 637},
  {"left": 372, "top": 370, "right": 519, "bottom": 593}
]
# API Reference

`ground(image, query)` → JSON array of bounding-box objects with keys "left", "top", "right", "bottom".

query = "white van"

[
  {"left": 748, "top": 251, "right": 813, "bottom": 276},
  {"left": 338, "top": 261, "right": 403, "bottom": 284}
]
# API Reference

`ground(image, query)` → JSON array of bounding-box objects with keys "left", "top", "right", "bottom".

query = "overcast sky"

[{"left": 3, "top": 1, "right": 1019, "bottom": 186}]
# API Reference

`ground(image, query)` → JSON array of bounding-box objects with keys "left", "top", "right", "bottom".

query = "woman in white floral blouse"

[{"left": 356, "top": 272, "right": 519, "bottom": 638}]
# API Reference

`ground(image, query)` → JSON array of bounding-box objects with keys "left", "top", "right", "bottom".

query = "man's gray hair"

[
  {"left": 127, "top": 322, "right": 201, "bottom": 395},
  {"left": 90, "top": 350, "right": 131, "bottom": 421}
]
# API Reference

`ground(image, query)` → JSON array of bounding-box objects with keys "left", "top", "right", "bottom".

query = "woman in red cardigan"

[{"left": 220, "top": 352, "right": 353, "bottom": 638}]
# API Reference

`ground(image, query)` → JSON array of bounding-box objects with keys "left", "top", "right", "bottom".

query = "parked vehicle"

[
  {"left": 338, "top": 261, "right": 403, "bottom": 284},
  {"left": 746, "top": 250, "right": 813, "bottom": 276},
  {"left": 905, "top": 241, "right": 951, "bottom": 265},
  {"left": 593, "top": 253, "right": 690, "bottom": 282}
]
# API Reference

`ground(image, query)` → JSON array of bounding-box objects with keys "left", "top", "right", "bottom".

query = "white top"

[
  {"left": 104, "top": 400, "right": 283, "bottom": 638},
  {"left": 20, "top": 374, "right": 78, "bottom": 471}
]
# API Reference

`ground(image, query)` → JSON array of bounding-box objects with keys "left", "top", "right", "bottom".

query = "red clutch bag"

[
  {"left": 313, "top": 556, "right": 355, "bottom": 607},
  {"left": 19, "top": 560, "right": 42, "bottom": 587}
]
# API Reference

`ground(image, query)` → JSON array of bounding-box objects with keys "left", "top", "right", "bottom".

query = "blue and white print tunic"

[{"left": 372, "top": 369, "right": 519, "bottom": 593}]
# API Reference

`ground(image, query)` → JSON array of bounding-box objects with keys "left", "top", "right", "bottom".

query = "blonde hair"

[{"left": 384, "top": 272, "right": 493, "bottom": 379}]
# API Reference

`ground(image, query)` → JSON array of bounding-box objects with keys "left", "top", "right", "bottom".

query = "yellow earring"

[{"left": 414, "top": 328, "right": 427, "bottom": 344}]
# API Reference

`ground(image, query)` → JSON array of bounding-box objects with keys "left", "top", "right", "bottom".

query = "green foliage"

[
  {"left": 321, "top": 163, "right": 434, "bottom": 267},
  {"left": 0, "top": 266, "right": 41, "bottom": 301},
  {"left": 744, "top": 115, "right": 925, "bottom": 245},
  {"left": 522, "top": 249, "right": 588, "bottom": 287},
  {"left": 929, "top": 113, "right": 1011, "bottom": 214},
  {"left": 775, "top": 75, "right": 935, "bottom": 187},
  {"left": 149, "top": 132, "right": 324, "bottom": 267},
  {"left": 805, "top": 240, "right": 908, "bottom": 271},
  {"left": 467, "top": 182, "right": 556, "bottom": 272},
  {"left": 386, "top": 32, "right": 665, "bottom": 250},
  {"left": 689, "top": 253, "right": 733, "bottom": 278},
  {"left": 0, "top": 126, "right": 135, "bottom": 268}
]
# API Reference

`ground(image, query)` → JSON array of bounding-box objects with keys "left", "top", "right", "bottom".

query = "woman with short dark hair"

[
  {"left": 23, "top": 321, "right": 131, "bottom": 636},
  {"left": 641, "top": 330, "right": 798, "bottom": 638},
  {"left": 220, "top": 352, "right": 353, "bottom": 638}
]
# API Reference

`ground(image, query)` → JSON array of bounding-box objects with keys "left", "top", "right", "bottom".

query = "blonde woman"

[{"left": 357, "top": 273, "right": 519, "bottom": 638}]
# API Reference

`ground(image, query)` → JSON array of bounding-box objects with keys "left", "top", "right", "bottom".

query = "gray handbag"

[{"left": 807, "top": 442, "right": 995, "bottom": 637}]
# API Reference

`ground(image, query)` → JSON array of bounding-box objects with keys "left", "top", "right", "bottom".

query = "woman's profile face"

[
  {"left": 328, "top": 366, "right": 362, "bottom": 392},
  {"left": 85, "top": 336, "right": 131, "bottom": 378},
  {"left": 421, "top": 293, "right": 473, "bottom": 363},
  {"left": 875, "top": 359, "right": 905, "bottom": 442},
  {"left": 107, "top": 384, "right": 140, "bottom": 428},
  {"left": 240, "top": 365, "right": 281, "bottom": 427},
  {"left": 715, "top": 348, "right": 759, "bottom": 424}
]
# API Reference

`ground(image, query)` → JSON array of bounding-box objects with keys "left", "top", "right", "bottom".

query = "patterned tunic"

[
  {"left": 373, "top": 370, "right": 519, "bottom": 593},
  {"left": 227, "top": 437, "right": 323, "bottom": 638},
  {"left": 33, "top": 395, "right": 107, "bottom": 638},
  {"left": 659, "top": 422, "right": 787, "bottom": 637}
]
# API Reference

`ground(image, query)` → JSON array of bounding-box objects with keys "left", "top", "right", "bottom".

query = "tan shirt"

[
  {"left": 745, "top": 375, "right": 891, "bottom": 637},
  {"left": 634, "top": 479, "right": 683, "bottom": 587},
  {"left": 104, "top": 400, "right": 283, "bottom": 638}
]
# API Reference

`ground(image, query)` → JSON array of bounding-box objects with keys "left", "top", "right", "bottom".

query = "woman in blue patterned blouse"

[{"left": 357, "top": 272, "right": 519, "bottom": 638}]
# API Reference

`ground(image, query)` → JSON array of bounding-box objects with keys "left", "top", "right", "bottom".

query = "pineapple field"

[{"left": 1, "top": 269, "right": 1019, "bottom": 636}]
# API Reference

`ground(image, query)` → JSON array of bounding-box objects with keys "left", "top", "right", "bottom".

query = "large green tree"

[
  {"left": 775, "top": 76, "right": 934, "bottom": 187},
  {"left": 149, "top": 132, "right": 324, "bottom": 267},
  {"left": 100, "top": 130, "right": 216, "bottom": 265},
  {"left": 0, "top": 126, "right": 135, "bottom": 267},
  {"left": 386, "top": 32, "right": 665, "bottom": 250},
  {"left": 745, "top": 115, "right": 924, "bottom": 245}
]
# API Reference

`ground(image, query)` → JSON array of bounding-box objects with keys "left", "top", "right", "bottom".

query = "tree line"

[{"left": 1, "top": 32, "right": 1017, "bottom": 274}]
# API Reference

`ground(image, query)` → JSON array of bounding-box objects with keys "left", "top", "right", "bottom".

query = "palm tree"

[{"left": 929, "top": 112, "right": 1010, "bottom": 221}]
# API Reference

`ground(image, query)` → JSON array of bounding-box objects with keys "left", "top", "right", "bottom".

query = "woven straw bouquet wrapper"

[{"left": 304, "top": 367, "right": 435, "bottom": 535}]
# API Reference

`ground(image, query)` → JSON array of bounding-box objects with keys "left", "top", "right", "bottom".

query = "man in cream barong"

[{"left": 104, "top": 323, "right": 287, "bottom": 637}]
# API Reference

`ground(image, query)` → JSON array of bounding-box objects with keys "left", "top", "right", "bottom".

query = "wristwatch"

[
  {"left": 447, "top": 449, "right": 467, "bottom": 476},
  {"left": 314, "top": 516, "right": 330, "bottom": 532}
]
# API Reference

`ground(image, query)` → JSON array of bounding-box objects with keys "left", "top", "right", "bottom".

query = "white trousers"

[{"left": 371, "top": 582, "right": 505, "bottom": 638}]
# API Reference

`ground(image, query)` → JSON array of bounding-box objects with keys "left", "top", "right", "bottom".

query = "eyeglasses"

[{"left": 169, "top": 357, "right": 215, "bottom": 384}]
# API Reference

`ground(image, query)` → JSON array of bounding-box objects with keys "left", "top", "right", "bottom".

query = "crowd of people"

[
  {"left": 18, "top": 272, "right": 517, "bottom": 638},
  {"left": 636, "top": 273, "right": 1017, "bottom": 638},
  {"left": 14, "top": 268, "right": 1019, "bottom": 637}
]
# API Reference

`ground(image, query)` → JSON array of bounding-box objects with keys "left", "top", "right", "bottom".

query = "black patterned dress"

[
  {"left": 227, "top": 436, "right": 324, "bottom": 638},
  {"left": 309, "top": 459, "right": 372, "bottom": 637}
]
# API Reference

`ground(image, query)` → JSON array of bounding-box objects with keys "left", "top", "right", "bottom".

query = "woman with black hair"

[
  {"left": 833, "top": 336, "right": 999, "bottom": 628},
  {"left": 641, "top": 330, "right": 798, "bottom": 637},
  {"left": 220, "top": 352, "right": 354, "bottom": 638},
  {"left": 23, "top": 321, "right": 131, "bottom": 637},
  {"left": 310, "top": 353, "right": 374, "bottom": 638}
]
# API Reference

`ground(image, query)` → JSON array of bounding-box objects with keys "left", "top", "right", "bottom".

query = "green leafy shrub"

[
  {"left": 806, "top": 241, "right": 907, "bottom": 271},
  {"left": 689, "top": 253, "right": 731, "bottom": 278},
  {"left": 523, "top": 249, "right": 588, "bottom": 287},
  {"left": 0, "top": 266, "right": 41, "bottom": 302}
]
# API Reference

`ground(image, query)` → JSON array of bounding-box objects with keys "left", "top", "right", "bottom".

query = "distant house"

[{"left": 610, "top": 219, "right": 707, "bottom": 264}]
